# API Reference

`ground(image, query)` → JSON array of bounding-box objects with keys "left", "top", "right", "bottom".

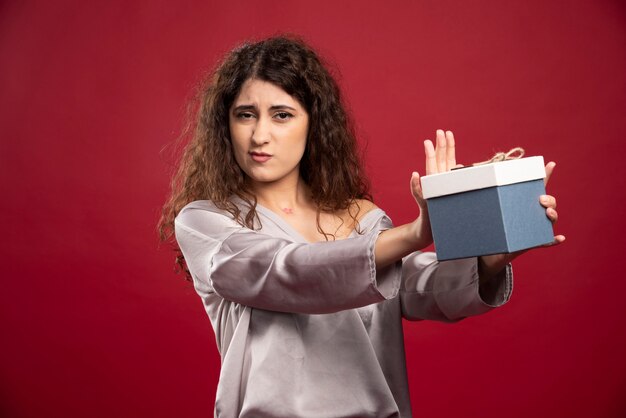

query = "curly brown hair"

[{"left": 158, "top": 34, "right": 371, "bottom": 279}]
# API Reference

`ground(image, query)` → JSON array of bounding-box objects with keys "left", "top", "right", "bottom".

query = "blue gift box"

[{"left": 421, "top": 156, "right": 554, "bottom": 261}]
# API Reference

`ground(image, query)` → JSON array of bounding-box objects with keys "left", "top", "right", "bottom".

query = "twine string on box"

[{"left": 472, "top": 147, "right": 525, "bottom": 166}]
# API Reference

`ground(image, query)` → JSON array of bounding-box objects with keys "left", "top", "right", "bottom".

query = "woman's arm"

[
  {"left": 175, "top": 203, "right": 401, "bottom": 315},
  {"left": 399, "top": 253, "right": 513, "bottom": 322}
]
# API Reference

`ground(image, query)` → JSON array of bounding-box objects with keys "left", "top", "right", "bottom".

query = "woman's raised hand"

[
  {"left": 374, "top": 130, "right": 455, "bottom": 267},
  {"left": 411, "top": 129, "right": 461, "bottom": 210},
  {"left": 408, "top": 129, "right": 460, "bottom": 248},
  {"left": 425, "top": 129, "right": 459, "bottom": 174}
]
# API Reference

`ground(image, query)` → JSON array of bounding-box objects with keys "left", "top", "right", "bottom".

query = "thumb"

[
  {"left": 411, "top": 171, "right": 425, "bottom": 206},
  {"left": 544, "top": 161, "right": 556, "bottom": 186}
]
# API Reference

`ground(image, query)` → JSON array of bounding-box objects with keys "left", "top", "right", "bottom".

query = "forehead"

[{"left": 233, "top": 79, "right": 303, "bottom": 108}]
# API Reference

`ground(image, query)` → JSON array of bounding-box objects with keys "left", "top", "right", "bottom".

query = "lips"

[{"left": 249, "top": 151, "right": 272, "bottom": 163}]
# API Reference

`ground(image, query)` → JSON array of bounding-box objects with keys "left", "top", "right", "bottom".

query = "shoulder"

[
  {"left": 176, "top": 200, "right": 229, "bottom": 223},
  {"left": 175, "top": 200, "right": 242, "bottom": 240},
  {"left": 351, "top": 199, "right": 380, "bottom": 222},
  {"left": 178, "top": 199, "right": 216, "bottom": 214},
  {"left": 350, "top": 199, "right": 395, "bottom": 231}
]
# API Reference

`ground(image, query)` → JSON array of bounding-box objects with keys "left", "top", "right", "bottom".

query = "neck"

[{"left": 250, "top": 174, "right": 311, "bottom": 214}]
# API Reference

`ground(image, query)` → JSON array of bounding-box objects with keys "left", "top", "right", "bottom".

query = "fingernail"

[{"left": 540, "top": 196, "right": 549, "bottom": 203}]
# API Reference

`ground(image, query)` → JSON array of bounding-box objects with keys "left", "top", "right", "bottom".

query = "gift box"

[{"left": 420, "top": 156, "right": 554, "bottom": 261}]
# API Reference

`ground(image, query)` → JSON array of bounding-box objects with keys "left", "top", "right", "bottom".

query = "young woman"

[{"left": 159, "top": 35, "right": 563, "bottom": 418}]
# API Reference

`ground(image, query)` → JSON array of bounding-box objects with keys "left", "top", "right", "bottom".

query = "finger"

[
  {"left": 445, "top": 130, "right": 456, "bottom": 171},
  {"left": 546, "top": 207, "right": 558, "bottom": 223},
  {"left": 539, "top": 195, "right": 557, "bottom": 209},
  {"left": 436, "top": 129, "right": 446, "bottom": 172},
  {"left": 541, "top": 235, "right": 566, "bottom": 247},
  {"left": 424, "top": 140, "right": 437, "bottom": 175},
  {"left": 544, "top": 161, "right": 556, "bottom": 186}
]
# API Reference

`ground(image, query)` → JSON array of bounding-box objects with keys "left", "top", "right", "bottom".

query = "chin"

[
  {"left": 243, "top": 164, "right": 301, "bottom": 186},
  {"left": 245, "top": 171, "right": 280, "bottom": 184}
]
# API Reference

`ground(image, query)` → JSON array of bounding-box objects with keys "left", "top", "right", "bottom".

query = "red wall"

[{"left": 2, "top": 1, "right": 625, "bottom": 417}]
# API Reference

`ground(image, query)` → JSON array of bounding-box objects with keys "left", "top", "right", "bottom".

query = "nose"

[{"left": 251, "top": 115, "right": 271, "bottom": 145}]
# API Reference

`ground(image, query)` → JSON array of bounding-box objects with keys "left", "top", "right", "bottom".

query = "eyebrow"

[{"left": 232, "top": 104, "right": 298, "bottom": 112}]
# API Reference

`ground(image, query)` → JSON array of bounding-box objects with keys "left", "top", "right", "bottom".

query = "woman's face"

[{"left": 229, "top": 79, "right": 309, "bottom": 187}]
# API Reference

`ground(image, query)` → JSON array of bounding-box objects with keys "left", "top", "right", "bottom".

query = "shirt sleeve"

[
  {"left": 399, "top": 252, "right": 513, "bottom": 322},
  {"left": 369, "top": 210, "right": 514, "bottom": 322},
  {"left": 174, "top": 203, "right": 401, "bottom": 315}
]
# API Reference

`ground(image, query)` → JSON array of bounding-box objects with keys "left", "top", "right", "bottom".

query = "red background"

[{"left": 2, "top": 1, "right": 625, "bottom": 417}]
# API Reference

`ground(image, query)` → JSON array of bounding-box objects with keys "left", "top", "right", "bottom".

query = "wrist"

[
  {"left": 478, "top": 253, "right": 514, "bottom": 284},
  {"left": 409, "top": 216, "right": 432, "bottom": 251}
]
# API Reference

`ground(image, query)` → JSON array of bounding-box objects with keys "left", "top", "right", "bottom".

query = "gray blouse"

[{"left": 174, "top": 199, "right": 513, "bottom": 418}]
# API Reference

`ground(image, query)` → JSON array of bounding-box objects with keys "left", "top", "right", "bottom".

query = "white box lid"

[{"left": 421, "top": 156, "right": 546, "bottom": 199}]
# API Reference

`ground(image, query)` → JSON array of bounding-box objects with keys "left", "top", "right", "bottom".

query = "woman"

[{"left": 159, "top": 35, "right": 563, "bottom": 418}]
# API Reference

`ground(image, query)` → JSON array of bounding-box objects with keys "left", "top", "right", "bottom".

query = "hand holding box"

[{"left": 420, "top": 156, "right": 555, "bottom": 261}]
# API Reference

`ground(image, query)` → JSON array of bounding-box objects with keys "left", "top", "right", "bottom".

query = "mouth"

[{"left": 249, "top": 151, "right": 272, "bottom": 163}]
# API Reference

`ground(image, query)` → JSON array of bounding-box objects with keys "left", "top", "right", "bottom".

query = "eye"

[
  {"left": 236, "top": 112, "right": 255, "bottom": 120},
  {"left": 274, "top": 112, "right": 293, "bottom": 121}
]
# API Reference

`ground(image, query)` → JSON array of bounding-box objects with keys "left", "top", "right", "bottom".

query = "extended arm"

[
  {"left": 399, "top": 252, "right": 513, "bottom": 322},
  {"left": 174, "top": 203, "right": 400, "bottom": 315}
]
